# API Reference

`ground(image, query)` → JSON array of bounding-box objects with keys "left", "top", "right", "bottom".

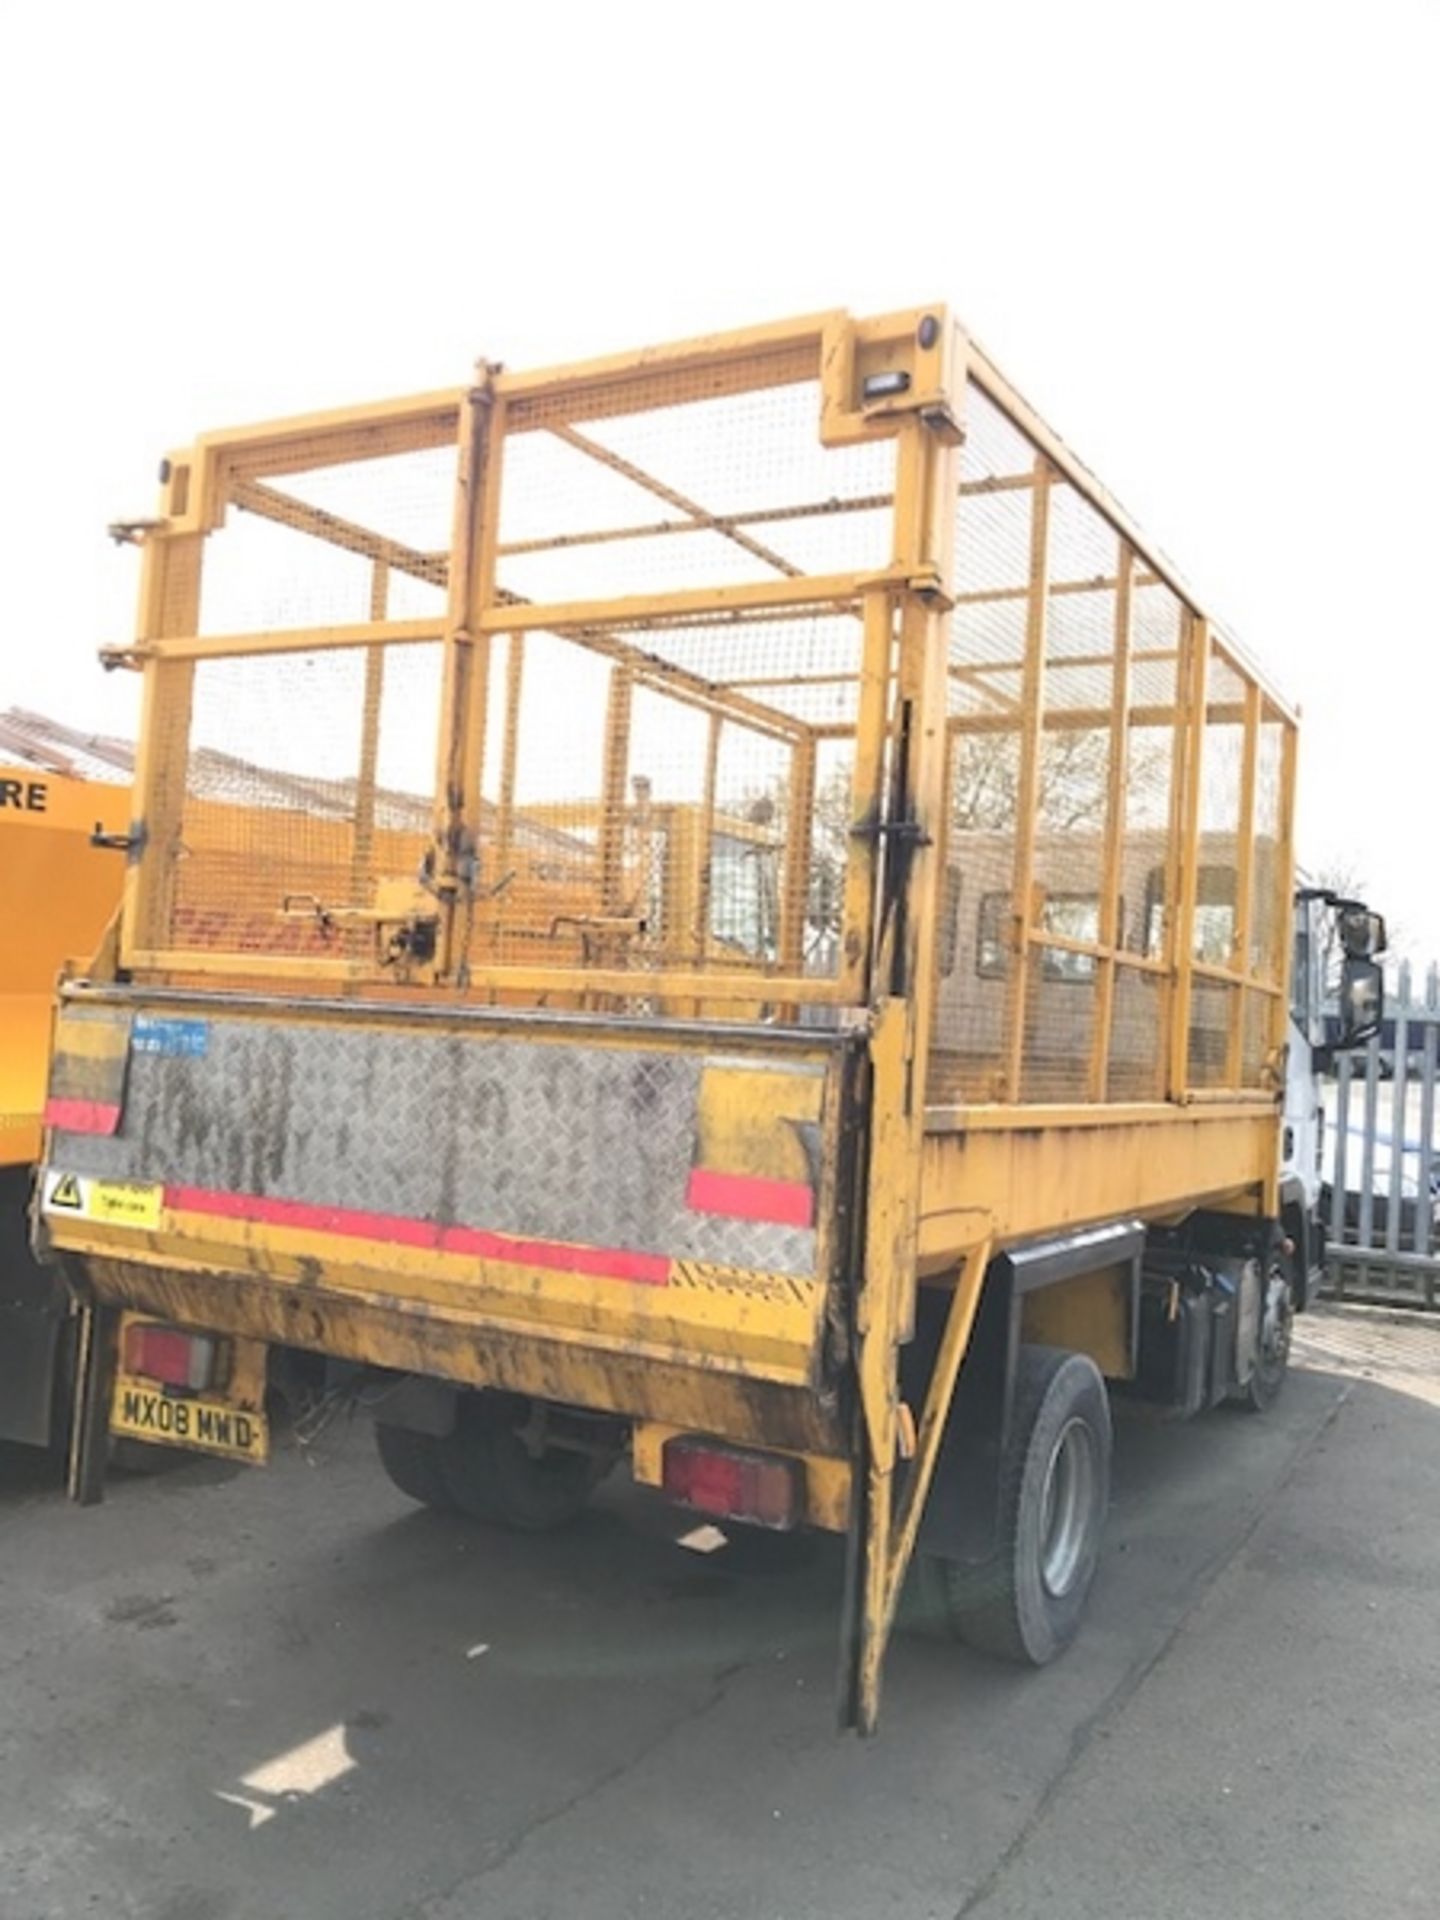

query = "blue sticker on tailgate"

[{"left": 133, "top": 1015, "right": 210, "bottom": 1058}]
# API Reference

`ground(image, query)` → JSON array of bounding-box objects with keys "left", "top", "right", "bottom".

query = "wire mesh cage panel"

[
  {"left": 120, "top": 307, "right": 1296, "bottom": 1091},
  {"left": 129, "top": 335, "right": 899, "bottom": 1015},
  {"left": 497, "top": 380, "right": 894, "bottom": 607},
  {"left": 1188, "top": 978, "right": 1234, "bottom": 1090},
  {"left": 931, "top": 369, "right": 1292, "bottom": 1105},
  {"left": 1109, "top": 965, "right": 1166, "bottom": 1101},
  {"left": 468, "top": 363, "right": 895, "bottom": 1000},
  {"left": 1249, "top": 716, "right": 1288, "bottom": 981},
  {"left": 1178, "top": 641, "right": 1290, "bottom": 1094},
  {"left": 1242, "top": 986, "right": 1273, "bottom": 1087},
  {"left": 163, "top": 642, "right": 441, "bottom": 961},
  {"left": 205, "top": 449, "right": 454, "bottom": 632}
]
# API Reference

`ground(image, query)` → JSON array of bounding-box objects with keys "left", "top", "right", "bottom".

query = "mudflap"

[
  {"left": 0, "top": 1300, "right": 73, "bottom": 1450},
  {"left": 0, "top": 1166, "right": 74, "bottom": 1450},
  {"left": 68, "top": 1299, "right": 120, "bottom": 1504}
]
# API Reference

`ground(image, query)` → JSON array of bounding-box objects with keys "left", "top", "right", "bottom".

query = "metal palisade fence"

[{"left": 1324, "top": 961, "right": 1440, "bottom": 1309}]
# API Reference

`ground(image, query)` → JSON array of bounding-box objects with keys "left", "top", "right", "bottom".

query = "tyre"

[
  {"left": 1233, "top": 1263, "right": 1294, "bottom": 1414},
  {"left": 374, "top": 1422, "right": 456, "bottom": 1511},
  {"left": 932, "top": 1344, "right": 1112, "bottom": 1664},
  {"left": 436, "top": 1396, "right": 610, "bottom": 1533}
]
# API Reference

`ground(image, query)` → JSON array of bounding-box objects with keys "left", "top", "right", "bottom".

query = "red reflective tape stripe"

[
  {"left": 43, "top": 1098, "right": 121, "bottom": 1136},
  {"left": 166, "top": 1186, "right": 435, "bottom": 1248},
  {"left": 685, "top": 1167, "right": 814, "bottom": 1228},
  {"left": 438, "top": 1223, "right": 669, "bottom": 1285},
  {"left": 163, "top": 1185, "right": 670, "bottom": 1286}
]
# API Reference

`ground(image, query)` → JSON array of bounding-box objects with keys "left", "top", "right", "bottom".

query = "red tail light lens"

[
  {"left": 123, "top": 1322, "right": 216, "bottom": 1392},
  {"left": 662, "top": 1438, "right": 801, "bottom": 1531}
]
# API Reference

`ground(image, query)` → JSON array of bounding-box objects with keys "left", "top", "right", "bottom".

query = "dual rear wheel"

[{"left": 376, "top": 1395, "right": 611, "bottom": 1532}]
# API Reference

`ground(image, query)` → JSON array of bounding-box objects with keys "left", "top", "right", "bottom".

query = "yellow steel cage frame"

[{"left": 109, "top": 305, "right": 1296, "bottom": 1091}]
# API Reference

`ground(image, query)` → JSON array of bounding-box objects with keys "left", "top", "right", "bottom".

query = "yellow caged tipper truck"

[{"left": 35, "top": 306, "right": 1384, "bottom": 1731}]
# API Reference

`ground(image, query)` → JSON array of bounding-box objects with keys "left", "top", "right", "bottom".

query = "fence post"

[{"left": 1386, "top": 963, "right": 1411, "bottom": 1285}]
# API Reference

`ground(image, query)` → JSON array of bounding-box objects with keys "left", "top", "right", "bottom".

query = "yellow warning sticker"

[
  {"left": 43, "top": 1171, "right": 162, "bottom": 1229},
  {"left": 90, "top": 1181, "right": 163, "bottom": 1228},
  {"left": 48, "top": 1171, "right": 83, "bottom": 1211}
]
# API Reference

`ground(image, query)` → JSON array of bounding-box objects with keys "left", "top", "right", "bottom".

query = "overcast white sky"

[{"left": 3, "top": 1, "right": 1436, "bottom": 955}]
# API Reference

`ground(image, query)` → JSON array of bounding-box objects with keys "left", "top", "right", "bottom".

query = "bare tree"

[{"left": 950, "top": 728, "right": 1119, "bottom": 834}]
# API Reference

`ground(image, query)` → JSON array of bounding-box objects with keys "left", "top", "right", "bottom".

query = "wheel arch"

[{"left": 908, "top": 1221, "right": 1140, "bottom": 1566}]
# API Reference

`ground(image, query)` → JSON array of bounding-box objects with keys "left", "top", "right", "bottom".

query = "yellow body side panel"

[
  {"left": 1020, "top": 1264, "right": 1134, "bottom": 1379},
  {"left": 918, "top": 1103, "right": 1277, "bottom": 1272}
]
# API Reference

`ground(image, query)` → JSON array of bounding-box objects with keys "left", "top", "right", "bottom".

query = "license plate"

[{"left": 110, "top": 1375, "right": 268, "bottom": 1463}]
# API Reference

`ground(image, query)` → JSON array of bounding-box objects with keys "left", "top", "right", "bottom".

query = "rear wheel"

[
  {"left": 374, "top": 1422, "right": 456, "bottom": 1511},
  {"left": 439, "top": 1398, "right": 609, "bottom": 1532},
  {"left": 932, "top": 1345, "right": 1111, "bottom": 1664}
]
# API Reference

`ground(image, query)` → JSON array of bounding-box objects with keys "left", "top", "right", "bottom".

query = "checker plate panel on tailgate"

[{"left": 48, "top": 1016, "right": 827, "bottom": 1281}]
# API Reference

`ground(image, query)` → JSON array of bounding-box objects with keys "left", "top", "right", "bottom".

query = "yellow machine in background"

[
  {"left": 36, "top": 306, "right": 1385, "bottom": 1732},
  {"left": 0, "top": 713, "right": 131, "bottom": 1448}
]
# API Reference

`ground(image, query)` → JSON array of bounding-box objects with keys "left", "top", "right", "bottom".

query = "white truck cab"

[{"left": 1282, "top": 889, "right": 1387, "bottom": 1304}]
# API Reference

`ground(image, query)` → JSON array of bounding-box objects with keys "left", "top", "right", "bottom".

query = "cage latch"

[{"left": 90, "top": 825, "right": 140, "bottom": 853}]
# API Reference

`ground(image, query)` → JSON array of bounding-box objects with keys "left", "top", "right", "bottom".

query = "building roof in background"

[
  {"left": 0, "top": 707, "right": 586, "bottom": 856},
  {"left": 0, "top": 707, "right": 135, "bottom": 783}
]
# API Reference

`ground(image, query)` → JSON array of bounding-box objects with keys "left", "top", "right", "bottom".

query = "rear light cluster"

[
  {"left": 662, "top": 1437, "right": 802, "bottom": 1531},
  {"left": 122, "top": 1322, "right": 217, "bottom": 1393}
]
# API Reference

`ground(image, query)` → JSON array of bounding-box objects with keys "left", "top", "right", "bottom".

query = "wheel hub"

[
  {"left": 1259, "top": 1269, "right": 1294, "bottom": 1375},
  {"left": 1039, "top": 1417, "right": 1096, "bottom": 1599}
]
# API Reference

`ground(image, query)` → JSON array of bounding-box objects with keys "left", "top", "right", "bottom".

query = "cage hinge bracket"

[
  {"left": 98, "top": 645, "right": 147, "bottom": 672},
  {"left": 902, "top": 566, "right": 954, "bottom": 611},
  {"left": 850, "top": 817, "right": 932, "bottom": 850},
  {"left": 106, "top": 518, "right": 166, "bottom": 547}
]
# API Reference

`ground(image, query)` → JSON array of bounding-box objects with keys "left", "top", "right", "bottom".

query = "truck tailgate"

[{"left": 39, "top": 993, "right": 858, "bottom": 1443}]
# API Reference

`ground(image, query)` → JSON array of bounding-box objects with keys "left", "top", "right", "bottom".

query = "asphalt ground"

[{"left": 1, "top": 1302, "right": 1435, "bottom": 1920}]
